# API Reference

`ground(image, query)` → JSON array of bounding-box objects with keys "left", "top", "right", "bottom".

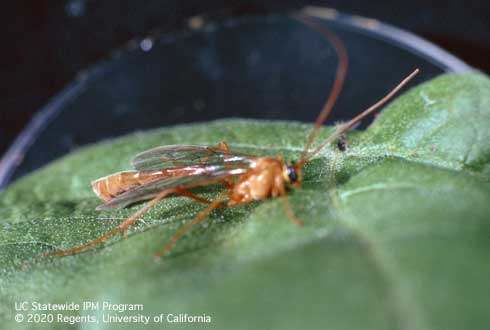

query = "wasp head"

[{"left": 282, "top": 162, "right": 302, "bottom": 188}]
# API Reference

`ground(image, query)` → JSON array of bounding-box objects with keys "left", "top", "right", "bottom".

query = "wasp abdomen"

[{"left": 91, "top": 170, "right": 162, "bottom": 202}]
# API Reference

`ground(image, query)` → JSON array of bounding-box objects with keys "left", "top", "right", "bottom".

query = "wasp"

[{"left": 45, "top": 15, "right": 418, "bottom": 259}]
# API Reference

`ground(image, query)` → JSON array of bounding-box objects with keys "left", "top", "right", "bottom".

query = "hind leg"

[{"left": 44, "top": 188, "right": 175, "bottom": 256}]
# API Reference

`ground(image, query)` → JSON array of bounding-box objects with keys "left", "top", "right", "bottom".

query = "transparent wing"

[
  {"left": 131, "top": 144, "right": 256, "bottom": 170},
  {"left": 96, "top": 164, "right": 247, "bottom": 210}
]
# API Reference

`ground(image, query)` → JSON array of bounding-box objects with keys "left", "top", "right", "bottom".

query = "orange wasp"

[{"left": 45, "top": 15, "right": 419, "bottom": 259}]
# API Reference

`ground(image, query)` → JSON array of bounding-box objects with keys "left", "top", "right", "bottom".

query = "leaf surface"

[{"left": 1, "top": 73, "right": 489, "bottom": 330}]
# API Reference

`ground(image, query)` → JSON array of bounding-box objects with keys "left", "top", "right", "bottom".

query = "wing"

[
  {"left": 131, "top": 144, "right": 256, "bottom": 170},
  {"left": 96, "top": 164, "right": 247, "bottom": 210}
]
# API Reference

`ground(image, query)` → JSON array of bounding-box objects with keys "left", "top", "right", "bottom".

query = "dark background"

[{"left": 1, "top": 0, "right": 489, "bottom": 158}]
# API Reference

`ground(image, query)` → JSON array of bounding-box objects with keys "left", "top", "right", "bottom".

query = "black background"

[{"left": 1, "top": 0, "right": 489, "bottom": 158}]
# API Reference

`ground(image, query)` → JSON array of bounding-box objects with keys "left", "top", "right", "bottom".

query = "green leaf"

[{"left": 1, "top": 73, "right": 489, "bottom": 330}]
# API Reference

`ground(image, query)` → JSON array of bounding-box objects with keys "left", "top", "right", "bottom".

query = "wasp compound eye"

[{"left": 286, "top": 165, "right": 298, "bottom": 183}]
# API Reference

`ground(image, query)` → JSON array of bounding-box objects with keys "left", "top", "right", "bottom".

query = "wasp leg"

[
  {"left": 44, "top": 188, "right": 176, "bottom": 256},
  {"left": 214, "top": 141, "right": 235, "bottom": 189},
  {"left": 219, "top": 179, "right": 234, "bottom": 189},
  {"left": 214, "top": 141, "right": 229, "bottom": 152},
  {"left": 154, "top": 191, "right": 228, "bottom": 259},
  {"left": 280, "top": 188, "right": 304, "bottom": 226},
  {"left": 174, "top": 187, "right": 227, "bottom": 207}
]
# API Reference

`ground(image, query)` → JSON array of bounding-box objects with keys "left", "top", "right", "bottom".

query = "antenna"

[
  {"left": 303, "top": 68, "right": 420, "bottom": 162},
  {"left": 291, "top": 14, "right": 348, "bottom": 167}
]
